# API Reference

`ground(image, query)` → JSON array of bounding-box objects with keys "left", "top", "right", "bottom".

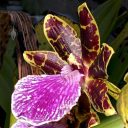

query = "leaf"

[
  {"left": 116, "top": 73, "right": 128, "bottom": 128},
  {"left": 21, "top": 0, "right": 79, "bottom": 21},
  {"left": 108, "top": 22, "right": 128, "bottom": 85},
  {"left": 35, "top": 18, "right": 53, "bottom": 51},
  {"left": 0, "top": 38, "right": 17, "bottom": 128},
  {"left": 0, "top": 11, "right": 11, "bottom": 68},
  {"left": 93, "top": 0, "right": 121, "bottom": 42},
  {"left": 94, "top": 115, "right": 123, "bottom": 128},
  {"left": 111, "top": 22, "right": 128, "bottom": 51}
]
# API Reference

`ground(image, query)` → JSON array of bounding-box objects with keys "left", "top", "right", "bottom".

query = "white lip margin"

[{"left": 11, "top": 75, "right": 81, "bottom": 126}]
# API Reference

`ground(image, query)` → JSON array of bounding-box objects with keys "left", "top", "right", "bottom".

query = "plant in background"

[{"left": 11, "top": 2, "right": 123, "bottom": 128}]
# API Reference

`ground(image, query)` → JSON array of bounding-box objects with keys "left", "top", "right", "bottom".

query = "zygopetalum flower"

[{"left": 11, "top": 2, "right": 120, "bottom": 128}]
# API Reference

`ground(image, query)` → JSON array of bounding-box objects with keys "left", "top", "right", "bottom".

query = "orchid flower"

[{"left": 11, "top": 2, "right": 120, "bottom": 128}]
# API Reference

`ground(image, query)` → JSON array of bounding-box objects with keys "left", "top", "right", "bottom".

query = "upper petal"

[
  {"left": 89, "top": 43, "right": 114, "bottom": 79},
  {"left": 78, "top": 2, "right": 100, "bottom": 66},
  {"left": 43, "top": 14, "right": 82, "bottom": 63},
  {"left": 23, "top": 51, "right": 67, "bottom": 74},
  {"left": 11, "top": 70, "right": 82, "bottom": 126}
]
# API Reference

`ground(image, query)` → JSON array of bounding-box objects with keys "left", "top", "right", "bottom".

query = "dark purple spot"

[
  {"left": 45, "top": 17, "right": 62, "bottom": 28},
  {"left": 103, "top": 99, "right": 110, "bottom": 109},
  {"left": 33, "top": 53, "right": 45, "bottom": 66},
  {"left": 26, "top": 54, "right": 32, "bottom": 60},
  {"left": 79, "top": 7, "right": 92, "bottom": 26}
]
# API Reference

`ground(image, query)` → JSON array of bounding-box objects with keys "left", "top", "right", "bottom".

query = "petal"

[
  {"left": 78, "top": 2, "right": 100, "bottom": 66},
  {"left": 11, "top": 119, "right": 68, "bottom": 128},
  {"left": 80, "top": 112, "right": 99, "bottom": 128},
  {"left": 23, "top": 51, "right": 67, "bottom": 74},
  {"left": 43, "top": 14, "right": 82, "bottom": 63},
  {"left": 11, "top": 70, "right": 82, "bottom": 126},
  {"left": 75, "top": 92, "right": 100, "bottom": 128},
  {"left": 41, "top": 116, "right": 69, "bottom": 128},
  {"left": 85, "top": 79, "right": 116, "bottom": 116},
  {"left": 89, "top": 43, "right": 114, "bottom": 79},
  {"left": 117, "top": 73, "right": 128, "bottom": 128}
]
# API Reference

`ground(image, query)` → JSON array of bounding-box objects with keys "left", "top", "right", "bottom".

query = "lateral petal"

[
  {"left": 78, "top": 2, "right": 100, "bottom": 66},
  {"left": 85, "top": 79, "right": 116, "bottom": 116},
  {"left": 11, "top": 70, "right": 82, "bottom": 126},
  {"left": 89, "top": 43, "right": 114, "bottom": 79},
  {"left": 23, "top": 51, "right": 67, "bottom": 74}
]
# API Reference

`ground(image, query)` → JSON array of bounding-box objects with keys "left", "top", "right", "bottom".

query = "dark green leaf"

[
  {"left": 22, "top": 0, "right": 79, "bottom": 21},
  {"left": 108, "top": 22, "right": 128, "bottom": 85},
  {"left": 0, "top": 38, "right": 17, "bottom": 128},
  {"left": 93, "top": 0, "right": 121, "bottom": 42},
  {"left": 94, "top": 115, "right": 123, "bottom": 128}
]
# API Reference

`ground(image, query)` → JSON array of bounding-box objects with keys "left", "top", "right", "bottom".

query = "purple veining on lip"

[
  {"left": 11, "top": 118, "right": 69, "bottom": 128},
  {"left": 11, "top": 67, "right": 82, "bottom": 126}
]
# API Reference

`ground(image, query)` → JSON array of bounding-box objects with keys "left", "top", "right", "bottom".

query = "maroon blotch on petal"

[
  {"left": 44, "top": 15, "right": 82, "bottom": 62},
  {"left": 86, "top": 79, "right": 111, "bottom": 113},
  {"left": 89, "top": 44, "right": 114, "bottom": 79}
]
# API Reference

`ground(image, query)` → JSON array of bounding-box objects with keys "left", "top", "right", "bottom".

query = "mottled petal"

[
  {"left": 43, "top": 14, "right": 82, "bottom": 62},
  {"left": 78, "top": 2, "right": 100, "bottom": 66},
  {"left": 85, "top": 79, "right": 116, "bottom": 116},
  {"left": 117, "top": 72, "right": 128, "bottom": 128},
  {"left": 75, "top": 92, "right": 100, "bottom": 128},
  {"left": 83, "top": 112, "right": 100, "bottom": 128},
  {"left": 89, "top": 43, "right": 114, "bottom": 79},
  {"left": 11, "top": 69, "right": 82, "bottom": 126},
  {"left": 23, "top": 51, "right": 67, "bottom": 74}
]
